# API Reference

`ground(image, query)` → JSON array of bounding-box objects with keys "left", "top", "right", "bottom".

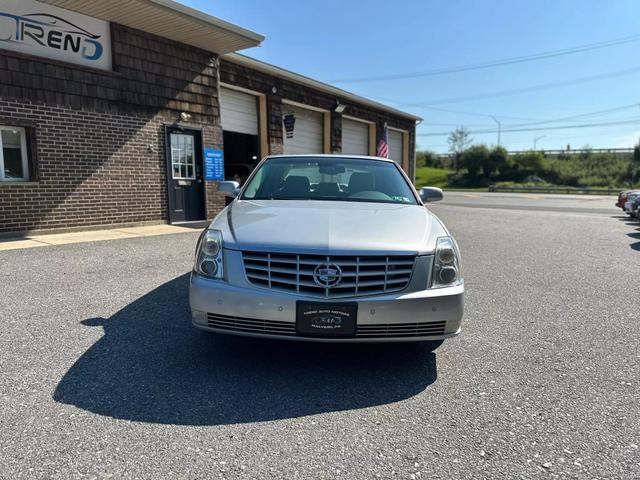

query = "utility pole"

[
  {"left": 490, "top": 116, "right": 501, "bottom": 146},
  {"left": 534, "top": 135, "right": 545, "bottom": 150}
]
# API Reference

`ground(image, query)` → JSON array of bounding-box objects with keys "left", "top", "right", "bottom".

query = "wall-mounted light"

[
  {"left": 180, "top": 112, "right": 192, "bottom": 122},
  {"left": 271, "top": 86, "right": 278, "bottom": 94},
  {"left": 334, "top": 102, "right": 346, "bottom": 114}
]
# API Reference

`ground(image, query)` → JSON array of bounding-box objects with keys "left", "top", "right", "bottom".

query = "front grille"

[
  {"left": 207, "top": 313, "right": 296, "bottom": 336},
  {"left": 206, "top": 313, "right": 446, "bottom": 339},
  {"left": 242, "top": 251, "right": 416, "bottom": 298},
  {"left": 356, "top": 321, "right": 446, "bottom": 338}
]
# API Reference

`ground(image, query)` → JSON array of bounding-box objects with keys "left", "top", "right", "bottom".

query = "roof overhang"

[
  {"left": 224, "top": 53, "right": 423, "bottom": 123},
  {"left": 38, "top": 0, "right": 264, "bottom": 54}
]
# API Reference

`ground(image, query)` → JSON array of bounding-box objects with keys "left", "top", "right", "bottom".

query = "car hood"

[{"left": 211, "top": 200, "right": 448, "bottom": 255}]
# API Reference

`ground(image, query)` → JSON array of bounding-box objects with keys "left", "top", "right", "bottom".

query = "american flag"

[{"left": 377, "top": 122, "right": 389, "bottom": 158}]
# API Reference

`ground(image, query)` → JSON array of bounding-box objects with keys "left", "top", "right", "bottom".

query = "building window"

[
  {"left": 0, "top": 126, "right": 29, "bottom": 182},
  {"left": 170, "top": 133, "right": 196, "bottom": 180}
]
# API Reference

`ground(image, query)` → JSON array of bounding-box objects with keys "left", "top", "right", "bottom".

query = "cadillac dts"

[{"left": 189, "top": 155, "right": 464, "bottom": 348}]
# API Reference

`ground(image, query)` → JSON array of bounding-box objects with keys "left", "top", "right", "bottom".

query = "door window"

[{"left": 170, "top": 133, "right": 196, "bottom": 180}]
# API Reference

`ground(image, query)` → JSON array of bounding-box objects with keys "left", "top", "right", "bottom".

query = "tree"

[
  {"left": 460, "top": 144, "right": 488, "bottom": 179},
  {"left": 633, "top": 140, "right": 640, "bottom": 184},
  {"left": 514, "top": 151, "right": 545, "bottom": 176},
  {"left": 415, "top": 149, "right": 439, "bottom": 168},
  {"left": 447, "top": 127, "right": 473, "bottom": 170},
  {"left": 485, "top": 146, "right": 508, "bottom": 178}
]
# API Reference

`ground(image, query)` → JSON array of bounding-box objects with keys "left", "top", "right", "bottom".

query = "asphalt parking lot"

[{"left": 1, "top": 194, "right": 639, "bottom": 479}]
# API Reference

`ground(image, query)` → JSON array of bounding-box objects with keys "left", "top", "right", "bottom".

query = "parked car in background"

[
  {"left": 189, "top": 155, "right": 464, "bottom": 348},
  {"left": 623, "top": 192, "right": 640, "bottom": 217},
  {"left": 617, "top": 190, "right": 640, "bottom": 211},
  {"left": 630, "top": 194, "right": 640, "bottom": 220}
]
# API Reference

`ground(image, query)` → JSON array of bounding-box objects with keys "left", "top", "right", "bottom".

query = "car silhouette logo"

[
  {"left": 311, "top": 315, "right": 343, "bottom": 329},
  {"left": 313, "top": 263, "right": 342, "bottom": 288}
]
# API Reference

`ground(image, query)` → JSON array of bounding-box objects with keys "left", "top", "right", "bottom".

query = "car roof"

[{"left": 265, "top": 154, "right": 396, "bottom": 163}]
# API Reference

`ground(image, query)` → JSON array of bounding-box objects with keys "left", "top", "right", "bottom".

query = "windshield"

[{"left": 241, "top": 157, "right": 418, "bottom": 205}]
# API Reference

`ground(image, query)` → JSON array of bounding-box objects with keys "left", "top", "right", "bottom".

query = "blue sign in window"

[{"left": 204, "top": 149, "right": 224, "bottom": 181}]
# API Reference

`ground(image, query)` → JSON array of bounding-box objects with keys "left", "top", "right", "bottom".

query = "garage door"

[
  {"left": 388, "top": 129, "right": 403, "bottom": 164},
  {"left": 283, "top": 105, "right": 323, "bottom": 154},
  {"left": 220, "top": 87, "right": 258, "bottom": 135},
  {"left": 342, "top": 118, "right": 369, "bottom": 156}
]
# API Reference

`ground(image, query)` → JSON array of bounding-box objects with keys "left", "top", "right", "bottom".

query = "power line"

[
  {"left": 503, "top": 103, "right": 640, "bottom": 128},
  {"left": 437, "top": 108, "right": 640, "bottom": 130},
  {"left": 369, "top": 96, "right": 540, "bottom": 122},
  {"left": 416, "top": 117, "right": 640, "bottom": 136},
  {"left": 330, "top": 33, "right": 640, "bottom": 83},
  {"left": 412, "top": 66, "right": 640, "bottom": 106},
  {"left": 418, "top": 121, "right": 496, "bottom": 127},
  {"left": 431, "top": 114, "right": 640, "bottom": 131},
  {"left": 374, "top": 99, "right": 640, "bottom": 132}
]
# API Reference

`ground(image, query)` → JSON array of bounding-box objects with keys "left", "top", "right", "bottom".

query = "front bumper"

[{"left": 189, "top": 272, "right": 464, "bottom": 343}]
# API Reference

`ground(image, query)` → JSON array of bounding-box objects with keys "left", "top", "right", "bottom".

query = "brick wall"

[
  {"left": 0, "top": 23, "right": 417, "bottom": 235},
  {"left": 0, "top": 25, "right": 225, "bottom": 235}
]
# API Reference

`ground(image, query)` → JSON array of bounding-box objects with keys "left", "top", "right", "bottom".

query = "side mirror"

[
  {"left": 218, "top": 181, "right": 240, "bottom": 197},
  {"left": 419, "top": 187, "right": 444, "bottom": 203}
]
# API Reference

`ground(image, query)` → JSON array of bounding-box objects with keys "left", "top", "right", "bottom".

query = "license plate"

[{"left": 296, "top": 302, "right": 357, "bottom": 338}]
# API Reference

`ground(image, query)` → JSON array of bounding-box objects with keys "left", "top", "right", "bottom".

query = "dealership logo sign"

[
  {"left": 0, "top": 0, "right": 111, "bottom": 70},
  {"left": 0, "top": 12, "right": 104, "bottom": 60}
]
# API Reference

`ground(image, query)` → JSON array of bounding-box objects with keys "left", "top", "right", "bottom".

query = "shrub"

[
  {"left": 460, "top": 145, "right": 489, "bottom": 179},
  {"left": 416, "top": 150, "right": 439, "bottom": 168},
  {"left": 416, "top": 146, "right": 636, "bottom": 188},
  {"left": 485, "top": 146, "right": 508, "bottom": 178}
]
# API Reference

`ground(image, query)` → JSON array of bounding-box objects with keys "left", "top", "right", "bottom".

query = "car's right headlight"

[
  {"left": 431, "top": 236, "right": 462, "bottom": 288},
  {"left": 194, "top": 229, "right": 224, "bottom": 279}
]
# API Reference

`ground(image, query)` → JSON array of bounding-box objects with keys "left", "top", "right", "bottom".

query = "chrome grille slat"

[
  {"left": 207, "top": 313, "right": 296, "bottom": 336},
  {"left": 357, "top": 321, "right": 446, "bottom": 338},
  {"left": 242, "top": 251, "right": 415, "bottom": 299},
  {"left": 207, "top": 313, "right": 446, "bottom": 339}
]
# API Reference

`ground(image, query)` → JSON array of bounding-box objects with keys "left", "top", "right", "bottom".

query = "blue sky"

[{"left": 182, "top": 0, "right": 640, "bottom": 153}]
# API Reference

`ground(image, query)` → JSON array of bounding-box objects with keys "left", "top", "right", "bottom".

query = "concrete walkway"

[{"left": 0, "top": 224, "right": 201, "bottom": 251}]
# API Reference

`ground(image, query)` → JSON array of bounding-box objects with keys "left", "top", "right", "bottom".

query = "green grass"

[
  {"left": 414, "top": 166, "right": 623, "bottom": 194},
  {"left": 414, "top": 166, "right": 453, "bottom": 189}
]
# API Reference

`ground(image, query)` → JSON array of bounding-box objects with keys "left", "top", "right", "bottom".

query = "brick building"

[{"left": 0, "top": 0, "right": 420, "bottom": 236}]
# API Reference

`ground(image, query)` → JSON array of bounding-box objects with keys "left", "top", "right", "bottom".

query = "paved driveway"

[{"left": 1, "top": 196, "right": 639, "bottom": 479}]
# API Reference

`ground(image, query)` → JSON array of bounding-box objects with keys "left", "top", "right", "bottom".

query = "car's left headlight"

[
  {"left": 194, "top": 229, "right": 224, "bottom": 279},
  {"left": 431, "top": 236, "right": 462, "bottom": 288}
]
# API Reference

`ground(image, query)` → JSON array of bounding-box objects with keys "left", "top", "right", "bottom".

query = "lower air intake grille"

[
  {"left": 206, "top": 313, "right": 446, "bottom": 339},
  {"left": 207, "top": 313, "right": 296, "bottom": 336},
  {"left": 356, "top": 321, "right": 446, "bottom": 338}
]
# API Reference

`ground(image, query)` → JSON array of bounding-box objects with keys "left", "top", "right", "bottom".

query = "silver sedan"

[{"left": 189, "top": 155, "right": 464, "bottom": 348}]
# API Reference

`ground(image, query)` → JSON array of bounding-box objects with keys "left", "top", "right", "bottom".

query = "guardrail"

[{"left": 488, "top": 185, "right": 620, "bottom": 195}]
